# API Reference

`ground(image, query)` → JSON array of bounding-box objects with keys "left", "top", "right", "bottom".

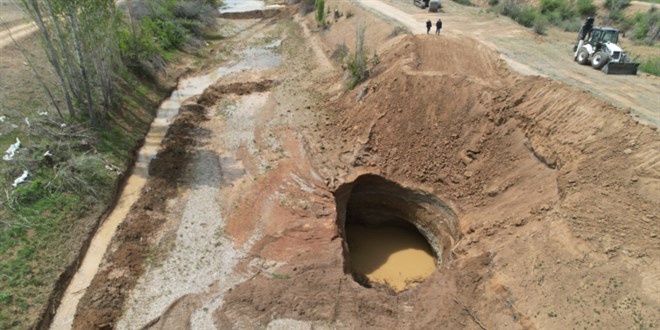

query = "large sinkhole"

[{"left": 335, "top": 174, "right": 459, "bottom": 292}]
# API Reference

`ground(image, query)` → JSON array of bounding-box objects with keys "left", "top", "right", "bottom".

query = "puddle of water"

[
  {"left": 219, "top": 0, "right": 283, "bottom": 13},
  {"left": 50, "top": 42, "right": 282, "bottom": 330},
  {"left": 346, "top": 223, "right": 436, "bottom": 292}
]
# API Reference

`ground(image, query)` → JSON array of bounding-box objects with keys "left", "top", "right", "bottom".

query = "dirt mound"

[
  {"left": 218, "top": 33, "right": 660, "bottom": 329},
  {"left": 405, "top": 35, "right": 512, "bottom": 80},
  {"left": 197, "top": 79, "right": 277, "bottom": 107}
]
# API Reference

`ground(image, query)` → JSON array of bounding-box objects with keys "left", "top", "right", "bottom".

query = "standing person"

[
  {"left": 426, "top": 19, "right": 432, "bottom": 34},
  {"left": 435, "top": 18, "right": 442, "bottom": 35},
  {"left": 574, "top": 17, "right": 594, "bottom": 51}
]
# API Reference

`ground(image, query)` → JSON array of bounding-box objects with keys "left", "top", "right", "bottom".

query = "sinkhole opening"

[{"left": 334, "top": 174, "right": 459, "bottom": 293}]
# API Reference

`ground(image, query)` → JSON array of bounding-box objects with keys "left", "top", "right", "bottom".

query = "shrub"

[
  {"left": 604, "top": 0, "right": 631, "bottom": 10},
  {"left": 489, "top": 0, "right": 499, "bottom": 6},
  {"left": 346, "top": 22, "right": 368, "bottom": 89},
  {"left": 316, "top": 0, "right": 326, "bottom": 28},
  {"left": 453, "top": 0, "right": 474, "bottom": 6},
  {"left": 534, "top": 15, "right": 550, "bottom": 34},
  {"left": 639, "top": 56, "right": 660, "bottom": 76},
  {"left": 501, "top": 0, "right": 522, "bottom": 20},
  {"left": 576, "top": 0, "right": 597, "bottom": 16},
  {"left": 561, "top": 17, "right": 583, "bottom": 31},
  {"left": 631, "top": 8, "right": 660, "bottom": 43},
  {"left": 540, "top": 0, "right": 562, "bottom": 14},
  {"left": 518, "top": 5, "right": 538, "bottom": 27}
]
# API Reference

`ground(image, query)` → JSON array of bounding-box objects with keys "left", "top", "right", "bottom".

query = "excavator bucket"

[{"left": 602, "top": 62, "right": 639, "bottom": 75}]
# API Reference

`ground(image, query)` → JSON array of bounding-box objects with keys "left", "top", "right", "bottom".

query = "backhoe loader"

[{"left": 574, "top": 27, "right": 639, "bottom": 75}]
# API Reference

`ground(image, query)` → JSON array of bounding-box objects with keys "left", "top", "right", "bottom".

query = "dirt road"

[{"left": 357, "top": 0, "right": 660, "bottom": 126}]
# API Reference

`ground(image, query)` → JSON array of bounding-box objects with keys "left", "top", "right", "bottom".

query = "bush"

[
  {"left": 561, "top": 17, "right": 583, "bottom": 31},
  {"left": 489, "top": 0, "right": 499, "bottom": 6},
  {"left": 604, "top": 0, "right": 631, "bottom": 11},
  {"left": 501, "top": 0, "right": 522, "bottom": 20},
  {"left": 631, "top": 8, "right": 660, "bottom": 43},
  {"left": 316, "top": 0, "right": 326, "bottom": 27},
  {"left": 346, "top": 22, "right": 368, "bottom": 89},
  {"left": 639, "top": 56, "right": 660, "bottom": 76},
  {"left": 453, "top": 0, "right": 474, "bottom": 6},
  {"left": 540, "top": 0, "right": 562, "bottom": 14},
  {"left": 518, "top": 5, "right": 539, "bottom": 27},
  {"left": 534, "top": 15, "right": 550, "bottom": 34},
  {"left": 576, "top": 0, "right": 597, "bottom": 16}
]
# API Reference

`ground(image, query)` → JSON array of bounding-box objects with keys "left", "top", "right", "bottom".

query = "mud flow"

[{"left": 335, "top": 175, "right": 459, "bottom": 292}]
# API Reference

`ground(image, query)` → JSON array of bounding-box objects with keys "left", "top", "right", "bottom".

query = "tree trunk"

[
  {"left": 67, "top": 1, "right": 97, "bottom": 126},
  {"left": 43, "top": 0, "right": 85, "bottom": 109},
  {"left": 25, "top": 0, "right": 76, "bottom": 118}
]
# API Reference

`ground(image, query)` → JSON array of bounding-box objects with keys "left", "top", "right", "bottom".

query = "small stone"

[
  {"left": 652, "top": 233, "right": 657, "bottom": 238},
  {"left": 631, "top": 176, "right": 639, "bottom": 182},
  {"left": 623, "top": 148, "right": 633, "bottom": 155}
]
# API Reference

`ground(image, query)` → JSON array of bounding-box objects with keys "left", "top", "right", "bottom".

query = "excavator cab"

[{"left": 586, "top": 28, "right": 619, "bottom": 48}]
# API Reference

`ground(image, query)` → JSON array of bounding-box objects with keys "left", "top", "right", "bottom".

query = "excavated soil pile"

[
  {"left": 218, "top": 34, "right": 659, "bottom": 328},
  {"left": 197, "top": 79, "right": 277, "bottom": 107},
  {"left": 72, "top": 104, "right": 208, "bottom": 329}
]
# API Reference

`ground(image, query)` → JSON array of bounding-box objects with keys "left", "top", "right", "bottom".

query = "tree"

[{"left": 21, "top": 0, "right": 122, "bottom": 126}]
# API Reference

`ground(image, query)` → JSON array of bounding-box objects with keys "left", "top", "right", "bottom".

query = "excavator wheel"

[
  {"left": 575, "top": 48, "right": 590, "bottom": 65},
  {"left": 591, "top": 50, "right": 609, "bottom": 70}
]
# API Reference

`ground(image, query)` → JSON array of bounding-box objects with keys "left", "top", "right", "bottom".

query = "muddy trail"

[{"left": 49, "top": 0, "right": 658, "bottom": 329}]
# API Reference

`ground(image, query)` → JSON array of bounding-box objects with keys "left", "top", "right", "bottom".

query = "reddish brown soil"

[
  {"left": 216, "top": 34, "right": 659, "bottom": 329},
  {"left": 72, "top": 104, "right": 208, "bottom": 330},
  {"left": 197, "top": 79, "right": 277, "bottom": 107}
]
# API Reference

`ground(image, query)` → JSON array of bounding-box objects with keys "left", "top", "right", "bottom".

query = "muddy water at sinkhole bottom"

[{"left": 347, "top": 223, "right": 436, "bottom": 292}]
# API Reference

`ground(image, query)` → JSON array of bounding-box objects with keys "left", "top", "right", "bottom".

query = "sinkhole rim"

[{"left": 333, "top": 174, "right": 460, "bottom": 292}]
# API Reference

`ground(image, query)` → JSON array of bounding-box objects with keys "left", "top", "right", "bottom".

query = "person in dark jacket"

[
  {"left": 426, "top": 19, "right": 432, "bottom": 34},
  {"left": 435, "top": 18, "right": 442, "bottom": 35},
  {"left": 574, "top": 17, "right": 594, "bottom": 51}
]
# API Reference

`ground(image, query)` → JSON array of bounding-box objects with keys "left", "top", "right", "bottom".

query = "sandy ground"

[{"left": 64, "top": 1, "right": 659, "bottom": 329}]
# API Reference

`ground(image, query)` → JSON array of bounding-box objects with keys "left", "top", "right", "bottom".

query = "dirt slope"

[{"left": 219, "top": 33, "right": 659, "bottom": 329}]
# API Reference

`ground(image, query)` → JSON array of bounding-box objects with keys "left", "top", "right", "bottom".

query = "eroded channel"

[{"left": 50, "top": 39, "right": 282, "bottom": 330}]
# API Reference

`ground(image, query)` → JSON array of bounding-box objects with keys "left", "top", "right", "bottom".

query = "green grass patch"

[
  {"left": 0, "top": 73, "right": 165, "bottom": 329},
  {"left": 639, "top": 56, "right": 660, "bottom": 76}
]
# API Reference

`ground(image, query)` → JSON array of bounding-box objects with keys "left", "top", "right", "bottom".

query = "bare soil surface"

[{"left": 67, "top": 1, "right": 658, "bottom": 330}]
